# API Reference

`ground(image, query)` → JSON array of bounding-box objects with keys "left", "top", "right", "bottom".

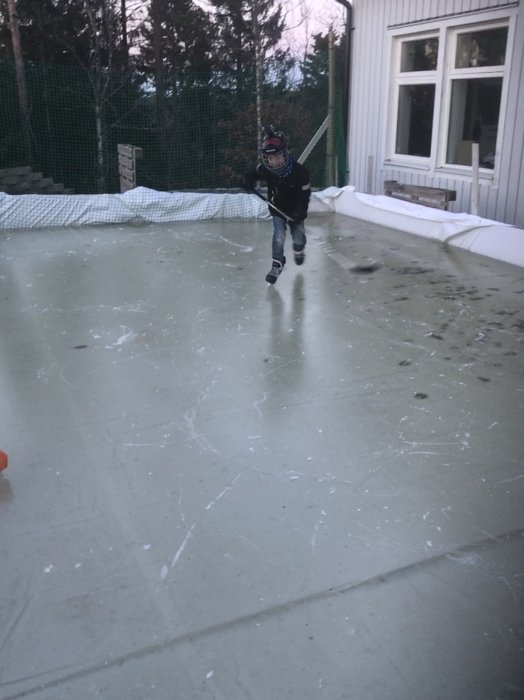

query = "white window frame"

[
  {"left": 439, "top": 20, "right": 509, "bottom": 177},
  {"left": 385, "top": 8, "right": 516, "bottom": 183},
  {"left": 386, "top": 31, "right": 442, "bottom": 169}
]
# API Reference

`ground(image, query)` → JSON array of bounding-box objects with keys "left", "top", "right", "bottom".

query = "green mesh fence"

[{"left": 0, "top": 58, "right": 346, "bottom": 196}]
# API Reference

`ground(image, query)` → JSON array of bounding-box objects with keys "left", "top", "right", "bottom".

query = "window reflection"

[
  {"left": 455, "top": 27, "right": 507, "bottom": 68},
  {"left": 396, "top": 84, "right": 435, "bottom": 157},
  {"left": 401, "top": 38, "right": 439, "bottom": 71},
  {"left": 446, "top": 78, "right": 502, "bottom": 168}
]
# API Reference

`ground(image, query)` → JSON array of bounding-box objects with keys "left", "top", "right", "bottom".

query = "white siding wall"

[{"left": 348, "top": 0, "right": 524, "bottom": 226}]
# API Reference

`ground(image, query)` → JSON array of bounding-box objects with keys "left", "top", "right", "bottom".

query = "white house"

[{"left": 346, "top": 0, "right": 524, "bottom": 227}]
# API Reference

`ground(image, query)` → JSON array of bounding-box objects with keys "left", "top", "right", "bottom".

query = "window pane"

[
  {"left": 446, "top": 78, "right": 502, "bottom": 169},
  {"left": 455, "top": 27, "right": 508, "bottom": 68},
  {"left": 401, "top": 38, "right": 438, "bottom": 71},
  {"left": 395, "top": 84, "right": 435, "bottom": 157}
]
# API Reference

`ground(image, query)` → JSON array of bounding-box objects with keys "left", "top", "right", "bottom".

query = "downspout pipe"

[{"left": 333, "top": 0, "right": 353, "bottom": 183}]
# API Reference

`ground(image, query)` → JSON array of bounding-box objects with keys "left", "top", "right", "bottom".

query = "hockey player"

[{"left": 244, "top": 125, "right": 311, "bottom": 284}]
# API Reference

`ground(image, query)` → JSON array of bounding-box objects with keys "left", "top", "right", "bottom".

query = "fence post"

[
  {"left": 118, "top": 144, "right": 143, "bottom": 192},
  {"left": 327, "top": 29, "right": 336, "bottom": 187},
  {"left": 366, "top": 155, "right": 374, "bottom": 194},
  {"left": 471, "top": 143, "right": 479, "bottom": 216}
]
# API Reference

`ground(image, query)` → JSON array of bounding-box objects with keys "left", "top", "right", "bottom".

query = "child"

[{"left": 244, "top": 125, "right": 311, "bottom": 284}]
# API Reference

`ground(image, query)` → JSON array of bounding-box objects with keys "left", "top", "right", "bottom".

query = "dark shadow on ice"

[
  {"left": 264, "top": 274, "right": 306, "bottom": 392},
  {"left": 0, "top": 476, "right": 13, "bottom": 504}
]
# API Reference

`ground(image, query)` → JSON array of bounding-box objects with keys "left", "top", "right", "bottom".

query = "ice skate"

[
  {"left": 266, "top": 258, "right": 285, "bottom": 285},
  {"left": 293, "top": 243, "right": 305, "bottom": 266}
]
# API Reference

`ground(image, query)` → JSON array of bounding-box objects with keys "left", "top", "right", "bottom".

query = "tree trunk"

[
  {"left": 151, "top": 0, "right": 167, "bottom": 187},
  {"left": 120, "top": 0, "right": 129, "bottom": 70},
  {"left": 252, "top": 2, "right": 263, "bottom": 140},
  {"left": 95, "top": 99, "right": 105, "bottom": 192},
  {"left": 6, "top": 0, "right": 32, "bottom": 163},
  {"left": 84, "top": 0, "right": 107, "bottom": 192}
]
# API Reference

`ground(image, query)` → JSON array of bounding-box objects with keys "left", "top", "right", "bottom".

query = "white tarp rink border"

[
  {"left": 327, "top": 187, "right": 524, "bottom": 269},
  {"left": 0, "top": 185, "right": 522, "bottom": 269}
]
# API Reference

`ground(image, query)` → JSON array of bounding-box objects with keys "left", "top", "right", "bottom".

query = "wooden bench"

[{"left": 384, "top": 180, "right": 456, "bottom": 211}]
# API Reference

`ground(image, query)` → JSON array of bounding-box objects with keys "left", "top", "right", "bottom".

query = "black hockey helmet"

[{"left": 260, "top": 124, "right": 291, "bottom": 176}]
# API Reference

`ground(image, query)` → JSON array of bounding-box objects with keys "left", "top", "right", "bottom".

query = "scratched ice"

[{"left": 1, "top": 215, "right": 523, "bottom": 700}]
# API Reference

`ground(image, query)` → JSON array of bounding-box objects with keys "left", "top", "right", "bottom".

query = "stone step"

[
  {"left": 31, "top": 177, "right": 54, "bottom": 191},
  {"left": 0, "top": 174, "right": 25, "bottom": 186},
  {"left": 1, "top": 182, "right": 31, "bottom": 194},
  {"left": 0, "top": 172, "right": 44, "bottom": 186},
  {"left": 0, "top": 166, "right": 32, "bottom": 178},
  {"left": 0, "top": 165, "right": 74, "bottom": 195}
]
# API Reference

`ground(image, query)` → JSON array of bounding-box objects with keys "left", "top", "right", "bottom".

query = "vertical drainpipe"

[{"left": 333, "top": 0, "right": 353, "bottom": 184}]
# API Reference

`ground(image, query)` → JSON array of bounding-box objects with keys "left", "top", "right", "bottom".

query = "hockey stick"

[
  {"left": 250, "top": 188, "right": 296, "bottom": 223},
  {"left": 250, "top": 187, "right": 380, "bottom": 274}
]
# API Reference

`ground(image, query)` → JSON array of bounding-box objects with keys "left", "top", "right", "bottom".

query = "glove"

[
  {"left": 242, "top": 174, "right": 256, "bottom": 192},
  {"left": 290, "top": 210, "right": 307, "bottom": 222}
]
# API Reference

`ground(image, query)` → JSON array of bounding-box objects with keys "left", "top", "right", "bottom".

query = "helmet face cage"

[{"left": 260, "top": 132, "right": 291, "bottom": 176}]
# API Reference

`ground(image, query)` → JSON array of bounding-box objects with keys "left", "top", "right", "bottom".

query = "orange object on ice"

[{"left": 0, "top": 450, "right": 8, "bottom": 472}]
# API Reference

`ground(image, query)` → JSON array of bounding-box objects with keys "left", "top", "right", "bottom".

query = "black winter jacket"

[{"left": 244, "top": 159, "right": 311, "bottom": 221}]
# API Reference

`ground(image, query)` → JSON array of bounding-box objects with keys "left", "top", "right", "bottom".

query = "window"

[
  {"left": 400, "top": 37, "right": 439, "bottom": 72},
  {"left": 396, "top": 84, "right": 435, "bottom": 157},
  {"left": 393, "top": 35, "right": 439, "bottom": 159},
  {"left": 389, "top": 20, "right": 509, "bottom": 173},
  {"left": 455, "top": 27, "right": 508, "bottom": 68},
  {"left": 446, "top": 26, "right": 507, "bottom": 169}
]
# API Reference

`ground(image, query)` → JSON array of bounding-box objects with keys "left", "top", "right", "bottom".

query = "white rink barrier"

[
  {"left": 1, "top": 185, "right": 522, "bottom": 269},
  {"left": 323, "top": 186, "right": 524, "bottom": 269}
]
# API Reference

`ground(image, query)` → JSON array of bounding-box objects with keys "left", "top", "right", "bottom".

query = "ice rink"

[{"left": 1, "top": 212, "right": 523, "bottom": 699}]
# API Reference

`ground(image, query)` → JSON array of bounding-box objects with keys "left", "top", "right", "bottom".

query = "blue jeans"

[{"left": 271, "top": 216, "right": 306, "bottom": 263}]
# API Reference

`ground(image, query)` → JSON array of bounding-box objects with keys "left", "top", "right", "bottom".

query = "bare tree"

[
  {"left": 83, "top": 0, "right": 120, "bottom": 191},
  {"left": 120, "top": 0, "right": 129, "bottom": 70},
  {"left": 6, "top": 0, "right": 32, "bottom": 162},
  {"left": 150, "top": 0, "right": 167, "bottom": 182},
  {"left": 252, "top": 0, "right": 263, "bottom": 138}
]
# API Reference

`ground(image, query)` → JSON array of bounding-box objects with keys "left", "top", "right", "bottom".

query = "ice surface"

[{"left": 0, "top": 215, "right": 523, "bottom": 699}]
